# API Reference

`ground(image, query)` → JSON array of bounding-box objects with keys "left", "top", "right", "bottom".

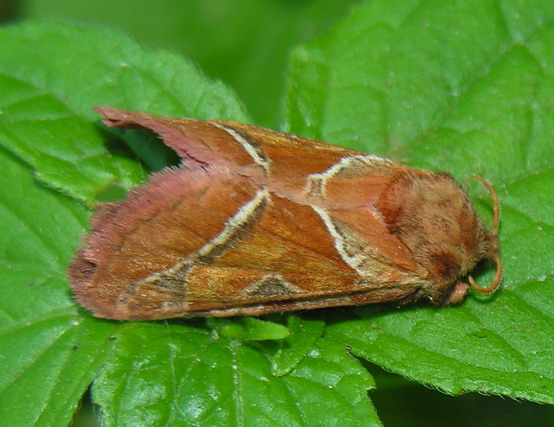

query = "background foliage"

[{"left": 0, "top": 1, "right": 553, "bottom": 426}]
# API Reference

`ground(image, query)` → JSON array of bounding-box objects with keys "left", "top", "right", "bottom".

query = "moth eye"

[{"left": 431, "top": 251, "right": 460, "bottom": 280}]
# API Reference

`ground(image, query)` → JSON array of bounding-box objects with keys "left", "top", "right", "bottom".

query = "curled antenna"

[
  {"left": 467, "top": 175, "right": 502, "bottom": 294},
  {"left": 469, "top": 255, "right": 503, "bottom": 293}
]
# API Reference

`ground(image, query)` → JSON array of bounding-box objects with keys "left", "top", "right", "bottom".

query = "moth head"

[{"left": 378, "top": 171, "right": 502, "bottom": 302}]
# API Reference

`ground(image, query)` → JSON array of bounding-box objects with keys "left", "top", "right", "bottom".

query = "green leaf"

[
  {"left": 272, "top": 315, "right": 325, "bottom": 377},
  {"left": 93, "top": 324, "right": 379, "bottom": 426},
  {"left": 0, "top": 146, "right": 120, "bottom": 425},
  {"left": 23, "top": 0, "right": 361, "bottom": 128},
  {"left": 286, "top": 0, "right": 554, "bottom": 403},
  {"left": 0, "top": 21, "right": 249, "bottom": 204},
  {"left": 0, "top": 21, "right": 377, "bottom": 425},
  {"left": 0, "top": 77, "right": 145, "bottom": 205},
  {"left": 3, "top": 0, "right": 554, "bottom": 423},
  {"left": 207, "top": 317, "right": 290, "bottom": 341}
]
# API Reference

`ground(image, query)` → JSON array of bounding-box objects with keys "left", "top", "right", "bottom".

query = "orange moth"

[{"left": 69, "top": 107, "right": 502, "bottom": 320}]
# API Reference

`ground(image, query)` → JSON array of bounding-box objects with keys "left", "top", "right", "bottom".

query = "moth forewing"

[{"left": 68, "top": 107, "right": 501, "bottom": 320}]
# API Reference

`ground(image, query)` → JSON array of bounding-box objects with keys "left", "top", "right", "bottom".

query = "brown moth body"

[{"left": 69, "top": 107, "right": 501, "bottom": 320}]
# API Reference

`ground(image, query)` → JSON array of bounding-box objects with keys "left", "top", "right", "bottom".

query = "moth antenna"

[
  {"left": 471, "top": 175, "right": 500, "bottom": 235},
  {"left": 468, "top": 175, "right": 502, "bottom": 294},
  {"left": 468, "top": 255, "right": 503, "bottom": 293}
]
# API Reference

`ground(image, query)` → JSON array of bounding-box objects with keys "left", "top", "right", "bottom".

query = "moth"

[{"left": 69, "top": 107, "right": 502, "bottom": 320}]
